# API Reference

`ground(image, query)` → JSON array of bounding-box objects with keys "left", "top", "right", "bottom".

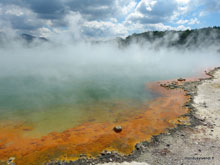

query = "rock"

[
  {"left": 106, "top": 151, "right": 111, "bottom": 155},
  {"left": 135, "top": 143, "right": 142, "bottom": 150},
  {"left": 185, "top": 92, "right": 192, "bottom": 96},
  {"left": 169, "top": 86, "right": 175, "bottom": 89},
  {"left": 160, "top": 84, "right": 168, "bottom": 87},
  {"left": 113, "top": 126, "right": 122, "bottom": 133},
  {"left": 178, "top": 78, "right": 186, "bottom": 81},
  {"left": 7, "top": 157, "right": 15, "bottom": 165},
  {"left": 184, "top": 102, "right": 191, "bottom": 107},
  {"left": 101, "top": 150, "right": 107, "bottom": 155}
]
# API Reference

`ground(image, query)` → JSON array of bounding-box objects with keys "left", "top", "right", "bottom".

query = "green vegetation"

[{"left": 118, "top": 27, "right": 220, "bottom": 49}]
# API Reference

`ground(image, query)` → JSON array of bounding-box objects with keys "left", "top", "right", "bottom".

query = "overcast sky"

[{"left": 0, "top": 0, "right": 220, "bottom": 39}]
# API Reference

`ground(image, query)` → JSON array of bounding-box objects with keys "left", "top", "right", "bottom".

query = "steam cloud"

[{"left": 0, "top": 32, "right": 220, "bottom": 112}]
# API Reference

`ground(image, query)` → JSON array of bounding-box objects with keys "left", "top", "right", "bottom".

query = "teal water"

[
  {"left": 0, "top": 45, "right": 219, "bottom": 137},
  {"left": 0, "top": 73, "right": 158, "bottom": 136},
  {"left": 0, "top": 68, "right": 203, "bottom": 137}
]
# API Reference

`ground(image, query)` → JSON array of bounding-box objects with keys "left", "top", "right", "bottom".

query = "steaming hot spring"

[{"left": 0, "top": 42, "right": 219, "bottom": 164}]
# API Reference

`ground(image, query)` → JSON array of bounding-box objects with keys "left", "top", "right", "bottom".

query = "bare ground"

[{"left": 130, "top": 68, "right": 220, "bottom": 165}]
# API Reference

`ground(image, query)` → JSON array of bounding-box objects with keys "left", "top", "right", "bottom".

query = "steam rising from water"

[{"left": 0, "top": 36, "right": 220, "bottom": 135}]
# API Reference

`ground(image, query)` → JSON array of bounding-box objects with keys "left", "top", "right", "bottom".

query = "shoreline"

[
  {"left": 133, "top": 67, "right": 220, "bottom": 165},
  {"left": 48, "top": 67, "right": 220, "bottom": 165}
]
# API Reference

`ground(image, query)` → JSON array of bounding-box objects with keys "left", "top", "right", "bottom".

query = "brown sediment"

[{"left": 0, "top": 80, "right": 192, "bottom": 165}]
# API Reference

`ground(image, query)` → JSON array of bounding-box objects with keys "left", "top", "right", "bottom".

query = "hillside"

[{"left": 117, "top": 27, "right": 220, "bottom": 49}]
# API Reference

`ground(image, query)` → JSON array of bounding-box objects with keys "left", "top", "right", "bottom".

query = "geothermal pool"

[
  {"left": 0, "top": 74, "right": 158, "bottom": 136},
  {"left": 0, "top": 68, "right": 206, "bottom": 163},
  {"left": 0, "top": 44, "right": 220, "bottom": 164},
  {"left": 0, "top": 68, "right": 202, "bottom": 137}
]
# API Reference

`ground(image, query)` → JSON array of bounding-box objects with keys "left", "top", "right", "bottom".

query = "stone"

[
  {"left": 160, "top": 84, "right": 167, "bottom": 87},
  {"left": 169, "top": 86, "right": 175, "bottom": 89},
  {"left": 184, "top": 102, "right": 190, "bottom": 107},
  {"left": 185, "top": 92, "right": 192, "bottom": 96},
  {"left": 7, "top": 157, "right": 15, "bottom": 165},
  {"left": 178, "top": 78, "right": 186, "bottom": 81},
  {"left": 106, "top": 151, "right": 111, "bottom": 155},
  {"left": 135, "top": 143, "right": 142, "bottom": 150},
  {"left": 113, "top": 126, "right": 122, "bottom": 133}
]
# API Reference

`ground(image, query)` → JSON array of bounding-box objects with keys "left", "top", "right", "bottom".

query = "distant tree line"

[{"left": 117, "top": 27, "right": 220, "bottom": 49}]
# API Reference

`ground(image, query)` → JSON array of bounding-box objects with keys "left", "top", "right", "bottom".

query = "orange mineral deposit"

[{"left": 0, "top": 80, "right": 193, "bottom": 165}]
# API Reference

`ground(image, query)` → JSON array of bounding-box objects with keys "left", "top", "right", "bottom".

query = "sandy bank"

[{"left": 131, "top": 68, "right": 220, "bottom": 165}]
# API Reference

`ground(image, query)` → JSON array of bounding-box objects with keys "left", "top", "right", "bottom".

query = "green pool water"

[
  {"left": 0, "top": 68, "right": 203, "bottom": 137},
  {"left": 0, "top": 73, "right": 157, "bottom": 136},
  {"left": 0, "top": 45, "right": 219, "bottom": 137}
]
